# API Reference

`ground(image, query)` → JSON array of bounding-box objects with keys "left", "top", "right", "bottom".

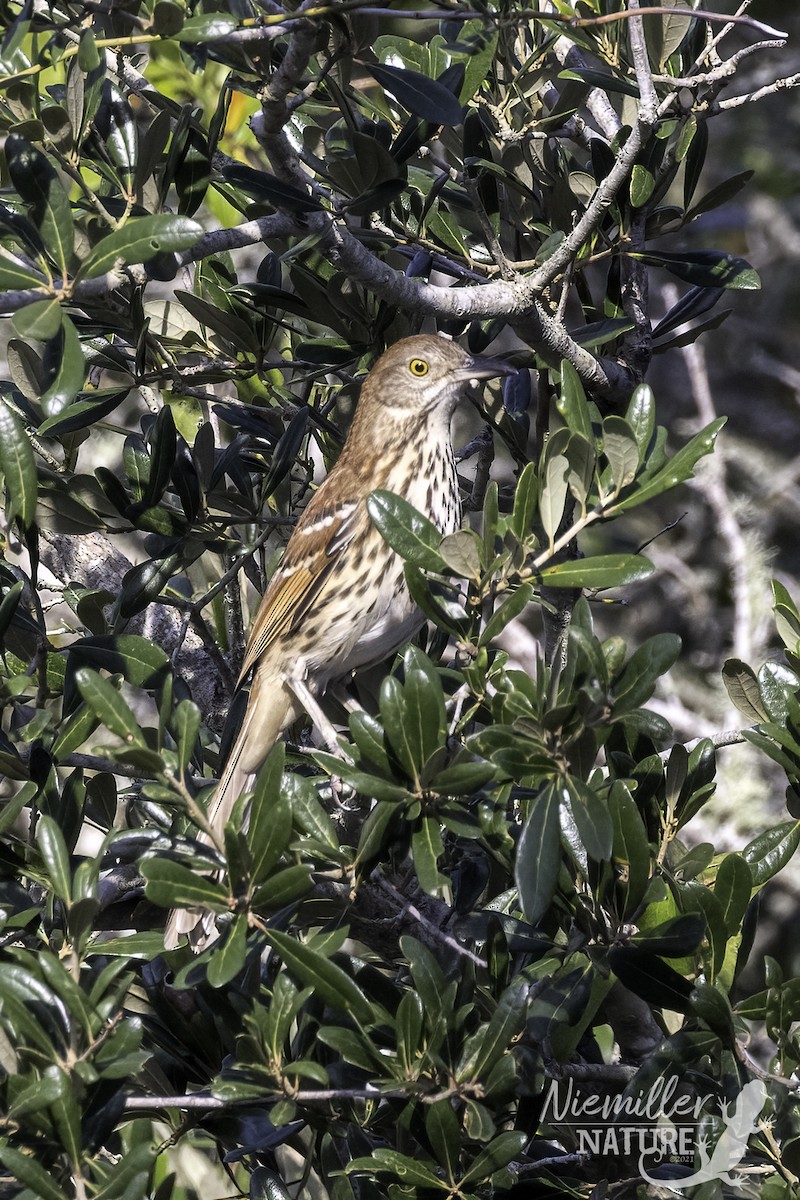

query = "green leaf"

[
  {"left": 629, "top": 249, "right": 760, "bottom": 290},
  {"left": 0, "top": 398, "right": 37, "bottom": 528},
  {"left": 80, "top": 214, "right": 203, "bottom": 279},
  {"left": 460, "top": 981, "right": 527, "bottom": 1083},
  {"left": 5, "top": 134, "right": 74, "bottom": 277},
  {"left": 248, "top": 743, "right": 293, "bottom": 882},
  {"left": 68, "top": 635, "right": 170, "bottom": 690},
  {"left": 721, "top": 658, "right": 768, "bottom": 723},
  {"left": 11, "top": 296, "right": 63, "bottom": 341},
  {"left": 461, "top": 1131, "right": 529, "bottom": 1185},
  {"left": 741, "top": 820, "right": 800, "bottom": 888},
  {"left": 404, "top": 648, "right": 447, "bottom": 766},
  {"left": 480, "top": 583, "right": 533, "bottom": 645},
  {"left": 439, "top": 529, "right": 483, "bottom": 580},
  {"left": 263, "top": 929, "right": 373, "bottom": 1023},
  {"left": 38, "top": 387, "right": 131, "bottom": 436},
  {"left": 363, "top": 61, "right": 464, "bottom": 126},
  {"left": 510, "top": 461, "right": 538, "bottom": 541},
  {"left": 603, "top": 416, "right": 640, "bottom": 492},
  {"left": 540, "top": 553, "right": 654, "bottom": 590},
  {"left": 626, "top": 384, "right": 655, "bottom": 455},
  {"left": 177, "top": 12, "right": 238, "bottom": 41},
  {"left": 426, "top": 1101, "right": 461, "bottom": 1183},
  {"left": 556, "top": 359, "right": 593, "bottom": 440},
  {"left": 609, "top": 783, "right": 650, "bottom": 917},
  {"left": 610, "top": 417, "right": 726, "bottom": 513},
  {"left": 612, "top": 632, "right": 681, "bottom": 712},
  {"left": 630, "top": 164, "right": 655, "bottom": 208},
  {"left": 173, "top": 699, "right": 201, "bottom": 776},
  {"left": 540, "top": 454, "right": 569, "bottom": 549},
  {"left": 39, "top": 315, "right": 85, "bottom": 417},
  {"left": 685, "top": 170, "right": 754, "bottom": 222},
  {"left": 516, "top": 781, "right": 561, "bottom": 924},
  {"left": 714, "top": 854, "right": 753, "bottom": 938},
  {"left": 207, "top": 913, "right": 248, "bottom": 988},
  {"left": 74, "top": 666, "right": 145, "bottom": 745},
  {"left": 251, "top": 864, "right": 313, "bottom": 911},
  {"left": 566, "top": 778, "right": 613, "bottom": 861},
  {"left": 412, "top": 816, "right": 447, "bottom": 897},
  {"left": 222, "top": 163, "right": 323, "bottom": 214},
  {"left": 0, "top": 246, "right": 46, "bottom": 290},
  {"left": 7, "top": 1070, "right": 67, "bottom": 1118},
  {"left": 36, "top": 815, "right": 72, "bottom": 903},
  {"left": 140, "top": 858, "right": 229, "bottom": 910},
  {"left": 608, "top": 945, "right": 692, "bottom": 1013},
  {"left": 368, "top": 490, "right": 446, "bottom": 572},
  {"left": 0, "top": 1144, "right": 70, "bottom": 1200},
  {"left": 347, "top": 1149, "right": 445, "bottom": 1189}
]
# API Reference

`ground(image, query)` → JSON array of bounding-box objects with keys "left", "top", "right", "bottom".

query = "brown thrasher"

[{"left": 165, "top": 334, "right": 515, "bottom": 947}]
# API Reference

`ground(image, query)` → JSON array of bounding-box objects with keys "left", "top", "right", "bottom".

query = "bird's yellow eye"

[{"left": 409, "top": 358, "right": 429, "bottom": 377}]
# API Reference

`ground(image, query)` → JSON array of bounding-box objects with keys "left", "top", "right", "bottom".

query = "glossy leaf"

[
  {"left": 262, "top": 929, "right": 373, "bottom": 1023},
  {"left": 368, "top": 489, "right": 446, "bottom": 571},
  {"left": 516, "top": 782, "right": 561, "bottom": 924},
  {"left": 74, "top": 667, "right": 145, "bottom": 746},
  {"left": 141, "top": 859, "right": 229, "bottom": 909},
  {"left": 38, "top": 387, "right": 130, "bottom": 436},
  {"left": 80, "top": 215, "right": 203, "bottom": 279},
  {"left": 741, "top": 820, "right": 800, "bottom": 888},
  {"left": 630, "top": 249, "right": 760, "bottom": 290},
  {"left": 540, "top": 554, "right": 654, "bottom": 590},
  {"left": 610, "top": 417, "right": 726, "bottom": 513},
  {"left": 0, "top": 399, "right": 37, "bottom": 528},
  {"left": 364, "top": 61, "right": 464, "bottom": 125},
  {"left": 5, "top": 135, "right": 73, "bottom": 277}
]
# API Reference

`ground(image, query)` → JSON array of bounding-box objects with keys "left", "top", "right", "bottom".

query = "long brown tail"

[{"left": 163, "top": 671, "right": 300, "bottom": 950}]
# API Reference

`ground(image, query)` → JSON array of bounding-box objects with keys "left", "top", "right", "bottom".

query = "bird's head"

[{"left": 362, "top": 334, "right": 517, "bottom": 419}]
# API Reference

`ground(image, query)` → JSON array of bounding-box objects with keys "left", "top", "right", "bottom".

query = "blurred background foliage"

[{"left": 0, "top": 0, "right": 799, "bottom": 1197}]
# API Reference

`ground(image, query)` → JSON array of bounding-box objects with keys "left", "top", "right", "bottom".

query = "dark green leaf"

[
  {"left": 609, "top": 783, "right": 650, "bottom": 917},
  {"left": 368, "top": 490, "right": 446, "bottom": 572},
  {"left": 714, "top": 854, "right": 753, "bottom": 938},
  {"left": 263, "top": 928, "right": 373, "bottom": 1022},
  {"left": 39, "top": 316, "right": 85, "bottom": 417},
  {"left": 68, "top": 635, "right": 170, "bottom": 689},
  {"left": 516, "top": 781, "right": 561, "bottom": 925},
  {"left": 630, "top": 249, "right": 760, "bottom": 290},
  {"left": 461, "top": 1131, "right": 529, "bottom": 1185},
  {"left": 36, "top": 815, "right": 72, "bottom": 903},
  {"left": 741, "top": 820, "right": 800, "bottom": 887},
  {"left": 566, "top": 778, "right": 613, "bottom": 861},
  {"left": 364, "top": 61, "right": 464, "bottom": 126},
  {"left": 0, "top": 398, "right": 37, "bottom": 528},
  {"left": 140, "top": 858, "right": 229, "bottom": 910},
  {"left": 610, "top": 417, "right": 726, "bottom": 513},
  {"left": 5, "top": 134, "right": 74, "bottom": 277},
  {"left": 0, "top": 1144, "right": 70, "bottom": 1200},
  {"left": 80, "top": 215, "right": 203, "bottom": 280},
  {"left": 608, "top": 945, "right": 693, "bottom": 1013},
  {"left": 0, "top": 247, "right": 46, "bottom": 290},
  {"left": 540, "top": 554, "right": 654, "bottom": 590},
  {"left": 11, "top": 296, "right": 63, "bottom": 341},
  {"left": 38, "top": 387, "right": 131, "bottom": 436},
  {"left": 207, "top": 914, "right": 248, "bottom": 988},
  {"left": 74, "top": 666, "right": 145, "bottom": 745}
]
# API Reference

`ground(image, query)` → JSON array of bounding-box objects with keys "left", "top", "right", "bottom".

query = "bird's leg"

[
  {"left": 288, "top": 676, "right": 358, "bottom": 809},
  {"left": 287, "top": 676, "right": 350, "bottom": 759},
  {"left": 330, "top": 681, "right": 365, "bottom": 715}
]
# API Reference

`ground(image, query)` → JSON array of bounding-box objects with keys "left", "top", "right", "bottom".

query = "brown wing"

[{"left": 236, "top": 495, "right": 361, "bottom": 683}]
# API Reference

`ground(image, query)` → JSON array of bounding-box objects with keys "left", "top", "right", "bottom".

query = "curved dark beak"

[{"left": 454, "top": 354, "right": 518, "bottom": 384}]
